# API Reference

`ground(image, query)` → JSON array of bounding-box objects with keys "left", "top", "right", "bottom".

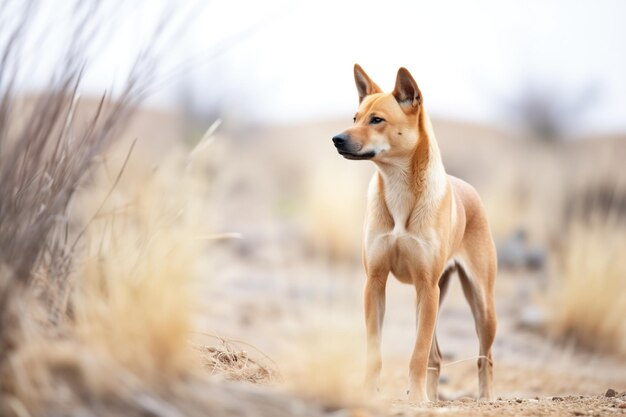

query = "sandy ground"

[
  {"left": 197, "top": 236, "right": 626, "bottom": 416},
  {"left": 390, "top": 393, "right": 626, "bottom": 416},
  {"left": 175, "top": 119, "right": 626, "bottom": 416}
]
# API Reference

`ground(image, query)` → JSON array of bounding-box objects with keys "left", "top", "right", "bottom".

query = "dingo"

[{"left": 332, "top": 65, "right": 497, "bottom": 402}]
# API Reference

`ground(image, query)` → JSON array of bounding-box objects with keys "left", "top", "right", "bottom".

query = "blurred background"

[{"left": 2, "top": 0, "right": 626, "bottom": 412}]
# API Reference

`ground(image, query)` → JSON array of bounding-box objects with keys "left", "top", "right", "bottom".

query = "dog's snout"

[{"left": 332, "top": 133, "right": 349, "bottom": 146}]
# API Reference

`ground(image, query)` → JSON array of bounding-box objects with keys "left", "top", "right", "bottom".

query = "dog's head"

[{"left": 332, "top": 64, "right": 423, "bottom": 161}]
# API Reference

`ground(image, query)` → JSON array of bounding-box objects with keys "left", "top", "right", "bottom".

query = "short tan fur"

[{"left": 332, "top": 64, "right": 497, "bottom": 402}]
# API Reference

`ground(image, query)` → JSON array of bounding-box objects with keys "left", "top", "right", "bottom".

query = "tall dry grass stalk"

[
  {"left": 0, "top": 0, "right": 158, "bottom": 342},
  {"left": 550, "top": 215, "right": 626, "bottom": 355},
  {"left": 1, "top": 2, "right": 215, "bottom": 415}
]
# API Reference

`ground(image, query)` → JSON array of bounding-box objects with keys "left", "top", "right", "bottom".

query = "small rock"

[
  {"left": 516, "top": 399, "right": 523, "bottom": 403},
  {"left": 619, "top": 403, "right": 626, "bottom": 409},
  {"left": 552, "top": 396, "right": 563, "bottom": 401},
  {"left": 605, "top": 388, "right": 617, "bottom": 398},
  {"left": 571, "top": 411, "right": 585, "bottom": 416},
  {"left": 458, "top": 397, "right": 474, "bottom": 403}
]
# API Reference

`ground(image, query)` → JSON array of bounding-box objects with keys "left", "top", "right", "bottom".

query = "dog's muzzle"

[{"left": 332, "top": 133, "right": 375, "bottom": 160}]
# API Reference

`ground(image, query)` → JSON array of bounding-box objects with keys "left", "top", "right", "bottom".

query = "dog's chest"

[
  {"left": 380, "top": 229, "right": 436, "bottom": 283},
  {"left": 364, "top": 166, "right": 446, "bottom": 283},
  {"left": 366, "top": 206, "right": 439, "bottom": 284}
]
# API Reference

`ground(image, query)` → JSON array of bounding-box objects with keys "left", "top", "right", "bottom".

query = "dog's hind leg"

[
  {"left": 427, "top": 268, "right": 453, "bottom": 401},
  {"left": 458, "top": 258, "right": 497, "bottom": 401}
]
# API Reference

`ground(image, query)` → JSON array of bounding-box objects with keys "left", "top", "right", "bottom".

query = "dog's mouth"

[
  {"left": 338, "top": 150, "right": 376, "bottom": 160},
  {"left": 332, "top": 136, "right": 375, "bottom": 160}
]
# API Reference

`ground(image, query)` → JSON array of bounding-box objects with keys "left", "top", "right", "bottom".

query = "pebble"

[
  {"left": 552, "top": 396, "right": 563, "bottom": 401},
  {"left": 605, "top": 388, "right": 617, "bottom": 398}
]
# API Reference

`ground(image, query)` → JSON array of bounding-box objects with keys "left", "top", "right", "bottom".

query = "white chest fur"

[
  {"left": 364, "top": 152, "right": 448, "bottom": 282},
  {"left": 379, "top": 162, "right": 416, "bottom": 234}
]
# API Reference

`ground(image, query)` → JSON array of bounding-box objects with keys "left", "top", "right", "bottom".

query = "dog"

[{"left": 332, "top": 65, "right": 497, "bottom": 402}]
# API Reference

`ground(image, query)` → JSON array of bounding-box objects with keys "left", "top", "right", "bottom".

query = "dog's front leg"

[
  {"left": 364, "top": 272, "right": 388, "bottom": 392},
  {"left": 408, "top": 280, "right": 440, "bottom": 402}
]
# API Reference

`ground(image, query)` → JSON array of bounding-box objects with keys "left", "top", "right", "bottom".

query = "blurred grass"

[
  {"left": 72, "top": 141, "right": 210, "bottom": 379},
  {"left": 2, "top": 125, "right": 338, "bottom": 417},
  {"left": 0, "top": 2, "right": 338, "bottom": 415},
  {"left": 550, "top": 213, "right": 626, "bottom": 355}
]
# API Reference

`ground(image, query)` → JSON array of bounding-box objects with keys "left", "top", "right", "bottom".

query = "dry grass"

[
  {"left": 0, "top": 3, "right": 339, "bottom": 416},
  {"left": 550, "top": 214, "right": 626, "bottom": 355},
  {"left": 71, "top": 143, "right": 210, "bottom": 379},
  {"left": 0, "top": 1, "right": 165, "bottom": 342},
  {"left": 4, "top": 336, "right": 333, "bottom": 417},
  {"left": 1, "top": 124, "right": 340, "bottom": 417},
  {"left": 0, "top": 19, "right": 168, "bottom": 405},
  {"left": 1, "top": 118, "right": 207, "bottom": 414},
  {"left": 196, "top": 337, "right": 276, "bottom": 384}
]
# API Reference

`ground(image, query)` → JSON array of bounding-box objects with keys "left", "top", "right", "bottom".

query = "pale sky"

[{"left": 11, "top": 0, "right": 626, "bottom": 134}]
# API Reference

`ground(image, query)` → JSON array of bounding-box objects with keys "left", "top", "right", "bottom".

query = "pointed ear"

[
  {"left": 354, "top": 64, "right": 382, "bottom": 104},
  {"left": 392, "top": 67, "right": 422, "bottom": 111}
]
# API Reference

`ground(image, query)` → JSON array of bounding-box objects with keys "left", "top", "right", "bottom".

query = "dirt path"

[
  {"left": 388, "top": 392, "right": 626, "bottom": 416},
  {"left": 201, "top": 237, "right": 626, "bottom": 416}
]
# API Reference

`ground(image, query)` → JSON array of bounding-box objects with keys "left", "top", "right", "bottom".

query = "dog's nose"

[{"left": 332, "top": 133, "right": 348, "bottom": 146}]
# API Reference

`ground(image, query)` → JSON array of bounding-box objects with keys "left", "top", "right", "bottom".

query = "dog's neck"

[{"left": 374, "top": 108, "right": 447, "bottom": 231}]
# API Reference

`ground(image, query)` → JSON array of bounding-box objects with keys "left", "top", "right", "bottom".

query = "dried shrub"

[
  {"left": 0, "top": 1, "right": 156, "bottom": 340},
  {"left": 196, "top": 338, "right": 275, "bottom": 384},
  {"left": 550, "top": 215, "right": 626, "bottom": 355}
]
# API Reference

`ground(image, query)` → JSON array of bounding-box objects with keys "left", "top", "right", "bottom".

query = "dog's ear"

[
  {"left": 354, "top": 64, "right": 382, "bottom": 104},
  {"left": 392, "top": 67, "right": 422, "bottom": 112}
]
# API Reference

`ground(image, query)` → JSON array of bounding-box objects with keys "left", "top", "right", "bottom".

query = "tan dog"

[{"left": 332, "top": 65, "right": 497, "bottom": 402}]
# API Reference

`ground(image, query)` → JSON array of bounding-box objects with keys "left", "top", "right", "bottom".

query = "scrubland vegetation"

[{"left": 1, "top": 2, "right": 625, "bottom": 417}]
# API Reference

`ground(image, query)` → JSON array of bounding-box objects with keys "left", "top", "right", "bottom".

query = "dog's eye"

[{"left": 370, "top": 116, "right": 385, "bottom": 125}]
